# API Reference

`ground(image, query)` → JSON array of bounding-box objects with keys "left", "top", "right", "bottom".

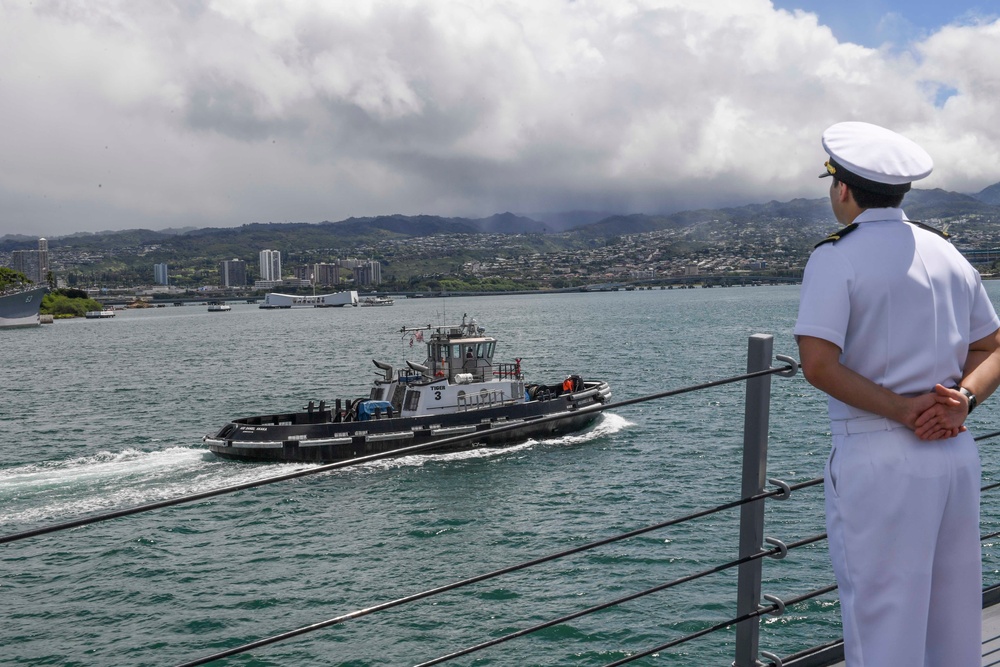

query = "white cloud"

[
  {"left": 913, "top": 19, "right": 1000, "bottom": 186},
  {"left": 0, "top": 0, "right": 998, "bottom": 237}
]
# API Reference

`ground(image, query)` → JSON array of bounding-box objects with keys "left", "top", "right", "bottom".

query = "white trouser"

[{"left": 825, "top": 422, "right": 982, "bottom": 667}]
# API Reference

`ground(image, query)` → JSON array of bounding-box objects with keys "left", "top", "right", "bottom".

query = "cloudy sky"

[{"left": 1, "top": 0, "right": 998, "bottom": 238}]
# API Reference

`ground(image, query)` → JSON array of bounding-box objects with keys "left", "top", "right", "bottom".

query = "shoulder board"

[
  {"left": 814, "top": 223, "right": 859, "bottom": 248},
  {"left": 907, "top": 219, "right": 950, "bottom": 240}
]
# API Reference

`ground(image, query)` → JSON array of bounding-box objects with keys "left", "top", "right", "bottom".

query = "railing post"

[{"left": 733, "top": 334, "right": 774, "bottom": 667}]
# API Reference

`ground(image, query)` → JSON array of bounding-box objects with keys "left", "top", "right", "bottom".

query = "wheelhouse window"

[{"left": 404, "top": 390, "right": 420, "bottom": 411}]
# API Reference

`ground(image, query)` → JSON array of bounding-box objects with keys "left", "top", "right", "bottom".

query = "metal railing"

[{"left": 6, "top": 333, "right": 1000, "bottom": 666}]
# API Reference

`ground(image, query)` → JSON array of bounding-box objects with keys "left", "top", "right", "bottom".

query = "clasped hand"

[{"left": 912, "top": 384, "right": 968, "bottom": 440}]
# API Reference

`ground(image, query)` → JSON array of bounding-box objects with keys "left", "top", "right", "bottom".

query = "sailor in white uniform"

[{"left": 795, "top": 121, "right": 1000, "bottom": 666}]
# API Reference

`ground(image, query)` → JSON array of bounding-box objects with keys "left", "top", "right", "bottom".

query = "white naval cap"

[{"left": 819, "top": 121, "right": 933, "bottom": 195}]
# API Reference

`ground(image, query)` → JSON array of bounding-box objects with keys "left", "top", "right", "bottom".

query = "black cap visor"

[{"left": 819, "top": 158, "right": 911, "bottom": 195}]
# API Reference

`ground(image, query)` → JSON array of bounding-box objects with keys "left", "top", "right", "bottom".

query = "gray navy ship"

[{"left": 0, "top": 286, "right": 48, "bottom": 329}]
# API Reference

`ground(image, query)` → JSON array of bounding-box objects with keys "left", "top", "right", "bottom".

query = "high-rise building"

[
  {"left": 154, "top": 263, "right": 169, "bottom": 285},
  {"left": 11, "top": 238, "right": 50, "bottom": 284},
  {"left": 313, "top": 263, "right": 340, "bottom": 287},
  {"left": 294, "top": 265, "right": 312, "bottom": 282},
  {"left": 353, "top": 260, "right": 382, "bottom": 286},
  {"left": 259, "top": 249, "right": 281, "bottom": 282},
  {"left": 219, "top": 259, "right": 247, "bottom": 287}
]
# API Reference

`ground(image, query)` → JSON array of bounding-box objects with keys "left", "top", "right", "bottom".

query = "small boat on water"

[
  {"left": 360, "top": 296, "right": 394, "bottom": 307},
  {"left": 207, "top": 302, "right": 232, "bottom": 312},
  {"left": 204, "top": 315, "right": 611, "bottom": 463},
  {"left": 85, "top": 308, "right": 116, "bottom": 319}
]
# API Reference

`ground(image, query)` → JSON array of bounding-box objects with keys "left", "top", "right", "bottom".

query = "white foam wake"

[
  {"left": 0, "top": 446, "right": 321, "bottom": 528},
  {"left": 0, "top": 413, "right": 632, "bottom": 528},
  {"left": 360, "top": 412, "right": 632, "bottom": 471}
]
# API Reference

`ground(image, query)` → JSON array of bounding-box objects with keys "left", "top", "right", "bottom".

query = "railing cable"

[
  {"left": 975, "top": 432, "right": 1000, "bottom": 496},
  {"left": 597, "top": 584, "right": 840, "bottom": 667},
  {"left": 412, "top": 533, "right": 828, "bottom": 667},
  {"left": 171, "top": 478, "right": 805, "bottom": 666},
  {"left": 0, "top": 363, "right": 795, "bottom": 546}
]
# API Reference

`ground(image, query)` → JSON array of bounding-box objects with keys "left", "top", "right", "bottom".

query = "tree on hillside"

[{"left": 0, "top": 267, "right": 31, "bottom": 290}]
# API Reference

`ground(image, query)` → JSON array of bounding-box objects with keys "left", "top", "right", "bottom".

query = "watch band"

[{"left": 959, "top": 386, "right": 977, "bottom": 414}]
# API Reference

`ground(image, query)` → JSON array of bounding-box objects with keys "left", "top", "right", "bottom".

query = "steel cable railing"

[
  {"left": 12, "top": 336, "right": 1000, "bottom": 667},
  {"left": 620, "top": 427, "right": 1000, "bottom": 666},
  {"left": 570, "top": 473, "right": 1000, "bottom": 667},
  {"left": 976, "top": 433, "right": 1000, "bottom": 574},
  {"left": 0, "top": 352, "right": 822, "bottom": 666},
  {"left": 599, "top": 584, "right": 841, "bottom": 667},
  {"left": 412, "top": 533, "right": 829, "bottom": 667},
  {"left": 983, "top": 635, "right": 1000, "bottom": 658},
  {"left": 172, "top": 479, "right": 816, "bottom": 667},
  {"left": 0, "top": 342, "right": 847, "bottom": 666}
]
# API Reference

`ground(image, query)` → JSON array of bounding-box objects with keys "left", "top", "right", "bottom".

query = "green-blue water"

[{"left": 3, "top": 286, "right": 1000, "bottom": 666}]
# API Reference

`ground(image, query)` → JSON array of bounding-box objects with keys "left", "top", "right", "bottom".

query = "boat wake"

[
  {"left": 0, "top": 414, "right": 632, "bottom": 530},
  {"left": 0, "top": 447, "right": 317, "bottom": 529},
  {"left": 359, "top": 412, "right": 632, "bottom": 471},
  {"left": 536, "top": 411, "right": 631, "bottom": 446}
]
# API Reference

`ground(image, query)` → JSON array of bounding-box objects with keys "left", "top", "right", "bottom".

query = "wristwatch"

[{"left": 959, "top": 386, "right": 978, "bottom": 414}]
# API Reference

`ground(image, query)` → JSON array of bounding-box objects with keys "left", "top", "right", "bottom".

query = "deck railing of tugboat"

[
  {"left": 7, "top": 334, "right": 1000, "bottom": 666},
  {"left": 493, "top": 361, "right": 523, "bottom": 380},
  {"left": 456, "top": 388, "right": 512, "bottom": 411},
  {"left": 395, "top": 368, "right": 425, "bottom": 383}
]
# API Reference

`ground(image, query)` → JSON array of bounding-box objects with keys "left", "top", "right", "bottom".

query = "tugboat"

[{"left": 204, "top": 315, "right": 611, "bottom": 463}]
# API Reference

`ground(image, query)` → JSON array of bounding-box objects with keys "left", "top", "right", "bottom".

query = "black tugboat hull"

[{"left": 205, "top": 382, "right": 611, "bottom": 464}]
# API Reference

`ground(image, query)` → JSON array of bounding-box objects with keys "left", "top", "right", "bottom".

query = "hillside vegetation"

[{"left": 3, "top": 183, "right": 999, "bottom": 291}]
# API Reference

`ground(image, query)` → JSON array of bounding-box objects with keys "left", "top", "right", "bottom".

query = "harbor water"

[{"left": 4, "top": 286, "right": 1000, "bottom": 666}]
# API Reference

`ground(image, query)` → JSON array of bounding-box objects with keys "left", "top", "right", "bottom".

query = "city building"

[
  {"left": 259, "top": 249, "right": 281, "bottom": 282},
  {"left": 219, "top": 259, "right": 247, "bottom": 288},
  {"left": 313, "top": 263, "right": 341, "bottom": 287},
  {"left": 353, "top": 260, "right": 382, "bottom": 286},
  {"left": 154, "top": 263, "right": 169, "bottom": 285},
  {"left": 11, "top": 238, "right": 49, "bottom": 284},
  {"left": 293, "top": 265, "right": 311, "bottom": 282}
]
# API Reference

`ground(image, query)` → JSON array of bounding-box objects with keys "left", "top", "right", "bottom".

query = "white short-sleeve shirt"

[{"left": 795, "top": 207, "right": 1000, "bottom": 421}]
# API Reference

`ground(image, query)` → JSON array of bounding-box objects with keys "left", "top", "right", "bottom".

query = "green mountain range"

[{"left": 3, "top": 183, "right": 999, "bottom": 290}]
